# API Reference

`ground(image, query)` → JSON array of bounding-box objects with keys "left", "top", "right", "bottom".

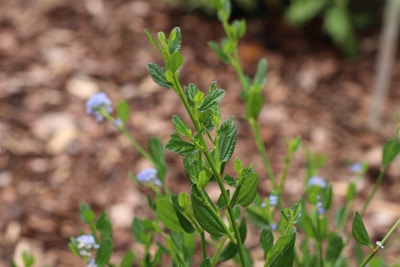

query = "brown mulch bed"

[{"left": 1, "top": 0, "right": 400, "bottom": 266}]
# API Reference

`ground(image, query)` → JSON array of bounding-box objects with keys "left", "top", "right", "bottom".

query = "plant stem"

[
  {"left": 278, "top": 153, "right": 293, "bottom": 195},
  {"left": 211, "top": 237, "right": 229, "bottom": 267},
  {"left": 219, "top": 12, "right": 277, "bottom": 192},
  {"left": 360, "top": 218, "right": 400, "bottom": 267},
  {"left": 360, "top": 167, "right": 386, "bottom": 216},
  {"left": 248, "top": 118, "right": 278, "bottom": 190},
  {"left": 201, "top": 232, "right": 207, "bottom": 260},
  {"left": 101, "top": 110, "right": 152, "bottom": 161},
  {"left": 172, "top": 74, "right": 248, "bottom": 267}
]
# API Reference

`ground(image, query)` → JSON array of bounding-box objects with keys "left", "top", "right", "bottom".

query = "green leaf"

[
  {"left": 301, "top": 214, "right": 316, "bottom": 238},
  {"left": 352, "top": 212, "right": 372, "bottom": 247},
  {"left": 166, "top": 133, "right": 197, "bottom": 155},
  {"left": 172, "top": 115, "right": 192, "bottom": 138},
  {"left": 185, "top": 83, "right": 198, "bottom": 107},
  {"left": 260, "top": 227, "right": 274, "bottom": 258},
  {"left": 285, "top": 0, "right": 326, "bottom": 25},
  {"left": 178, "top": 192, "right": 191, "bottom": 210},
  {"left": 96, "top": 213, "right": 113, "bottom": 267},
  {"left": 132, "top": 217, "right": 150, "bottom": 244},
  {"left": 233, "top": 158, "right": 243, "bottom": 175},
  {"left": 183, "top": 151, "right": 203, "bottom": 184},
  {"left": 334, "top": 206, "right": 347, "bottom": 229},
  {"left": 120, "top": 251, "right": 135, "bottom": 267},
  {"left": 199, "top": 89, "right": 225, "bottom": 112},
  {"left": 152, "top": 244, "right": 168, "bottom": 266},
  {"left": 79, "top": 202, "right": 95, "bottom": 224},
  {"left": 246, "top": 88, "right": 264, "bottom": 119},
  {"left": 148, "top": 137, "right": 167, "bottom": 180},
  {"left": 22, "top": 252, "right": 35, "bottom": 267},
  {"left": 168, "top": 27, "right": 182, "bottom": 54},
  {"left": 219, "top": 241, "right": 237, "bottom": 261},
  {"left": 157, "top": 198, "right": 184, "bottom": 233},
  {"left": 282, "top": 203, "right": 303, "bottom": 225},
  {"left": 146, "top": 63, "right": 172, "bottom": 88},
  {"left": 116, "top": 101, "right": 129, "bottom": 123},
  {"left": 218, "top": 118, "right": 237, "bottom": 163},
  {"left": 230, "top": 172, "right": 258, "bottom": 207},
  {"left": 266, "top": 227, "right": 296, "bottom": 267},
  {"left": 246, "top": 206, "right": 269, "bottom": 228},
  {"left": 382, "top": 138, "right": 400, "bottom": 168},
  {"left": 231, "top": 19, "right": 246, "bottom": 40},
  {"left": 219, "top": 219, "right": 247, "bottom": 261},
  {"left": 171, "top": 195, "right": 195, "bottom": 233},
  {"left": 326, "top": 232, "right": 344, "bottom": 264},
  {"left": 253, "top": 58, "right": 268, "bottom": 87},
  {"left": 286, "top": 136, "right": 302, "bottom": 154},
  {"left": 166, "top": 51, "right": 184, "bottom": 72},
  {"left": 224, "top": 174, "right": 237, "bottom": 187},
  {"left": 323, "top": 5, "right": 352, "bottom": 45},
  {"left": 68, "top": 237, "right": 81, "bottom": 257},
  {"left": 145, "top": 29, "right": 162, "bottom": 54},
  {"left": 200, "top": 258, "right": 212, "bottom": 267},
  {"left": 208, "top": 41, "right": 230, "bottom": 64},
  {"left": 346, "top": 182, "right": 356, "bottom": 201},
  {"left": 191, "top": 184, "right": 226, "bottom": 238},
  {"left": 217, "top": 190, "right": 229, "bottom": 209}
]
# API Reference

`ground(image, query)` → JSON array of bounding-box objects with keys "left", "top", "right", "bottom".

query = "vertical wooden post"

[{"left": 369, "top": 0, "right": 400, "bottom": 128}]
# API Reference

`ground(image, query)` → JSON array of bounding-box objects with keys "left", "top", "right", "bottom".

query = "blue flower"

[
  {"left": 86, "top": 92, "right": 112, "bottom": 122},
  {"left": 316, "top": 201, "right": 325, "bottom": 215},
  {"left": 307, "top": 176, "right": 327, "bottom": 188},
  {"left": 114, "top": 119, "right": 123, "bottom": 128},
  {"left": 87, "top": 259, "right": 97, "bottom": 267},
  {"left": 270, "top": 223, "right": 277, "bottom": 231},
  {"left": 269, "top": 195, "right": 278, "bottom": 207},
  {"left": 349, "top": 163, "right": 363, "bottom": 173},
  {"left": 75, "top": 234, "right": 99, "bottom": 257},
  {"left": 137, "top": 168, "right": 162, "bottom": 186}
]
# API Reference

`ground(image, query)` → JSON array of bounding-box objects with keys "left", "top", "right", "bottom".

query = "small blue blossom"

[
  {"left": 76, "top": 234, "right": 99, "bottom": 257},
  {"left": 87, "top": 259, "right": 97, "bottom": 267},
  {"left": 137, "top": 168, "right": 162, "bottom": 186},
  {"left": 269, "top": 195, "right": 278, "bottom": 207},
  {"left": 86, "top": 92, "right": 112, "bottom": 122},
  {"left": 307, "top": 176, "right": 327, "bottom": 188},
  {"left": 316, "top": 201, "right": 325, "bottom": 215},
  {"left": 349, "top": 163, "right": 363, "bottom": 173},
  {"left": 114, "top": 119, "right": 123, "bottom": 128},
  {"left": 270, "top": 224, "right": 277, "bottom": 231}
]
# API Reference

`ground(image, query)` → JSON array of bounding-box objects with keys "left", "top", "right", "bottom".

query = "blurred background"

[{"left": 1, "top": 0, "right": 400, "bottom": 266}]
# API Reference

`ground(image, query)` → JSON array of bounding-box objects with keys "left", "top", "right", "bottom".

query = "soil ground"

[{"left": 1, "top": 0, "right": 400, "bottom": 266}]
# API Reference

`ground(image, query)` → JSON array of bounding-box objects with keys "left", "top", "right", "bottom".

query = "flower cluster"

[
  {"left": 349, "top": 163, "right": 363, "bottom": 173},
  {"left": 316, "top": 196, "right": 325, "bottom": 215},
  {"left": 86, "top": 92, "right": 112, "bottom": 122},
  {"left": 87, "top": 259, "right": 97, "bottom": 267},
  {"left": 76, "top": 234, "right": 100, "bottom": 257},
  {"left": 307, "top": 176, "right": 327, "bottom": 188},
  {"left": 136, "top": 168, "right": 162, "bottom": 186},
  {"left": 269, "top": 194, "right": 278, "bottom": 207}
]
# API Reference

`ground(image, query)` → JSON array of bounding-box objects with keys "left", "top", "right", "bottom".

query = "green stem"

[
  {"left": 101, "top": 110, "right": 152, "bottom": 161},
  {"left": 211, "top": 236, "right": 229, "bottom": 267},
  {"left": 360, "top": 218, "right": 400, "bottom": 267},
  {"left": 248, "top": 118, "right": 278, "bottom": 190},
  {"left": 171, "top": 73, "right": 247, "bottom": 266},
  {"left": 360, "top": 167, "right": 386, "bottom": 216},
  {"left": 278, "top": 159, "right": 290, "bottom": 194},
  {"left": 201, "top": 232, "right": 207, "bottom": 260},
  {"left": 316, "top": 216, "right": 325, "bottom": 267}
]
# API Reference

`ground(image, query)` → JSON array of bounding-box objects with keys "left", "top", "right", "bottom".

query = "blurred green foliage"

[{"left": 163, "top": 0, "right": 382, "bottom": 56}]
